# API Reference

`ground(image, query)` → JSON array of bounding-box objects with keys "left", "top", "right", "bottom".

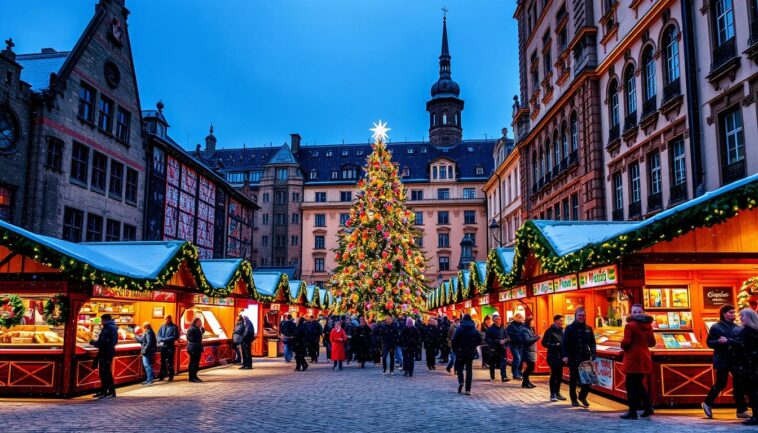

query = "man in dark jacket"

[
  {"left": 702, "top": 304, "right": 749, "bottom": 419},
  {"left": 91, "top": 314, "right": 119, "bottom": 398},
  {"left": 135, "top": 322, "right": 157, "bottom": 385},
  {"left": 424, "top": 318, "right": 443, "bottom": 370},
  {"left": 380, "top": 317, "right": 400, "bottom": 374},
  {"left": 293, "top": 317, "right": 309, "bottom": 372},
  {"left": 307, "top": 316, "right": 323, "bottom": 363},
  {"left": 451, "top": 314, "right": 482, "bottom": 395},
  {"left": 486, "top": 314, "right": 511, "bottom": 383},
  {"left": 322, "top": 317, "right": 334, "bottom": 360},
  {"left": 561, "top": 307, "right": 596, "bottom": 407},
  {"left": 541, "top": 314, "right": 566, "bottom": 401},
  {"left": 400, "top": 318, "right": 420, "bottom": 377},
  {"left": 506, "top": 314, "right": 525, "bottom": 380},
  {"left": 439, "top": 316, "right": 452, "bottom": 363},
  {"left": 240, "top": 314, "right": 255, "bottom": 369},
  {"left": 280, "top": 314, "right": 296, "bottom": 362},
  {"left": 187, "top": 317, "right": 205, "bottom": 382},
  {"left": 157, "top": 315, "right": 179, "bottom": 382}
]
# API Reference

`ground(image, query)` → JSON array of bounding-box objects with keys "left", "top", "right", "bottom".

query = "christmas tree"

[{"left": 329, "top": 121, "right": 428, "bottom": 318}]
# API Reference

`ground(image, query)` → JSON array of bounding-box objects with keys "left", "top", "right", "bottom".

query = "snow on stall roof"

[
  {"left": 253, "top": 272, "right": 282, "bottom": 296},
  {"left": 495, "top": 248, "right": 515, "bottom": 273},
  {"left": 306, "top": 285, "right": 316, "bottom": 303},
  {"left": 199, "top": 259, "right": 242, "bottom": 290},
  {"left": 450, "top": 277, "right": 459, "bottom": 292},
  {"left": 531, "top": 221, "right": 637, "bottom": 256},
  {"left": 475, "top": 262, "right": 487, "bottom": 283},
  {"left": 319, "top": 288, "right": 327, "bottom": 305},
  {"left": 289, "top": 280, "right": 303, "bottom": 300},
  {"left": 460, "top": 269, "right": 470, "bottom": 288}
]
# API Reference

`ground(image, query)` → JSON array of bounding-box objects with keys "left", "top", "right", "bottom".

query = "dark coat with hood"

[
  {"left": 451, "top": 318, "right": 482, "bottom": 360},
  {"left": 561, "top": 321, "right": 596, "bottom": 367},
  {"left": 506, "top": 320, "right": 525, "bottom": 349},
  {"left": 400, "top": 325, "right": 421, "bottom": 353},
  {"left": 541, "top": 324, "right": 564, "bottom": 366},
  {"left": 424, "top": 324, "right": 444, "bottom": 351},
  {"left": 620, "top": 314, "right": 656, "bottom": 374},
  {"left": 379, "top": 321, "right": 400, "bottom": 349}
]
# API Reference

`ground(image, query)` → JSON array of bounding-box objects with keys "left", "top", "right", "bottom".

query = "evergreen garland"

[
  {"left": 0, "top": 294, "right": 25, "bottom": 329},
  {"left": 43, "top": 293, "right": 68, "bottom": 327}
]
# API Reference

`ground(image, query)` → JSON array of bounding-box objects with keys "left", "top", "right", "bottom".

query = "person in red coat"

[
  {"left": 330, "top": 321, "right": 348, "bottom": 370},
  {"left": 620, "top": 304, "right": 656, "bottom": 420}
]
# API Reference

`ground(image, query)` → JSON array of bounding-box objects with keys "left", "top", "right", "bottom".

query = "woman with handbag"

[
  {"left": 620, "top": 304, "right": 656, "bottom": 419},
  {"left": 561, "top": 307, "right": 596, "bottom": 407}
]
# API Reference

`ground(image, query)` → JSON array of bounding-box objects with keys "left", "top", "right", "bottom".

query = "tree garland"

[
  {"left": 0, "top": 294, "right": 25, "bottom": 329},
  {"left": 43, "top": 294, "right": 68, "bottom": 327}
]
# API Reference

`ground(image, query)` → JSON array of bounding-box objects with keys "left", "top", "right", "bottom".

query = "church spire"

[
  {"left": 427, "top": 9, "right": 464, "bottom": 147},
  {"left": 439, "top": 10, "right": 451, "bottom": 79}
]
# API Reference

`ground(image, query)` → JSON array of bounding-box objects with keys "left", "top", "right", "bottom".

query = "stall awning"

[
  {"left": 252, "top": 272, "right": 291, "bottom": 303},
  {"left": 199, "top": 259, "right": 253, "bottom": 297}
]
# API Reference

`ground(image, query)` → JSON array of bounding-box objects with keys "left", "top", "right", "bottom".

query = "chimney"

[
  {"left": 205, "top": 124, "right": 217, "bottom": 153},
  {"left": 290, "top": 133, "right": 301, "bottom": 154}
]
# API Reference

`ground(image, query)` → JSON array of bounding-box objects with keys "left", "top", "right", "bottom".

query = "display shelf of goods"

[{"left": 0, "top": 324, "right": 64, "bottom": 346}]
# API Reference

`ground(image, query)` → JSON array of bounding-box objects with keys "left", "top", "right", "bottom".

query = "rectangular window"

[
  {"left": 547, "top": 208, "right": 553, "bottom": 220},
  {"left": 115, "top": 107, "right": 130, "bottom": 142},
  {"left": 276, "top": 168, "right": 288, "bottom": 180},
  {"left": 46, "top": 137, "right": 64, "bottom": 171},
  {"left": 292, "top": 192, "right": 300, "bottom": 202},
  {"left": 250, "top": 171, "right": 262, "bottom": 183},
  {"left": 291, "top": 235, "right": 299, "bottom": 246},
  {"left": 439, "top": 256, "right": 450, "bottom": 271},
  {"left": 463, "top": 188, "right": 476, "bottom": 199},
  {"left": 262, "top": 235, "right": 269, "bottom": 247},
  {"left": 342, "top": 168, "right": 357, "bottom": 179},
  {"left": 262, "top": 214, "right": 269, "bottom": 225},
  {"left": 98, "top": 96, "right": 114, "bottom": 132},
  {"left": 109, "top": 160, "right": 124, "bottom": 199},
  {"left": 262, "top": 193, "right": 270, "bottom": 203},
  {"left": 715, "top": 0, "right": 735, "bottom": 46},
  {"left": 562, "top": 198, "right": 570, "bottom": 221},
  {"left": 70, "top": 142, "right": 89, "bottom": 185},
  {"left": 411, "top": 190, "right": 424, "bottom": 201},
  {"left": 671, "top": 139, "right": 687, "bottom": 186},
  {"left": 315, "top": 214, "right": 326, "bottom": 227},
  {"left": 275, "top": 213, "right": 286, "bottom": 225},
  {"left": 125, "top": 168, "right": 138, "bottom": 204},
  {"left": 438, "top": 211, "right": 449, "bottom": 225},
  {"left": 648, "top": 151, "right": 661, "bottom": 195},
  {"left": 315, "top": 235, "right": 325, "bottom": 249},
  {"left": 432, "top": 166, "right": 438, "bottom": 179},
  {"left": 437, "top": 188, "right": 450, "bottom": 200},
  {"left": 314, "top": 258, "right": 325, "bottom": 272},
  {"left": 340, "top": 191, "right": 352, "bottom": 202},
  {"left": 63, "top": 207, "right": 84, "bottom": 242},
  {"left": 721, "top": 107, "right": 745, "bottom": 166},
  {"left": 275, "top": 191, "right": 286, "bottom": 204},
  {"left": 315, "top": 192, "right": 327, "bottom": 202},
  {"left": 414, "top": 236, "right": 423, "bottom": 247},
  {"left": 339, "top": 213, "right": 349, "bottom": 226},
  {"left": 438, "top": 233, "right": 450, "bottom": 248},
  {"left": 122, "top": 224, "right": 137, "bottom": 241},
  {"left": 331, "top": 170, "right": 339, "bottom": 180},
  {"left": 292, "top": 213, "right": 300, "bottom": 224},
  {"left": 554, "top": 203, "right": 561, "bottom": 220},
  {"left": 571, "top": 193, "right": 579, "bottom": 220},
  {"left": 106, "top": 219, "right": 121, "bottom": 241},
  {"left": 85, "top": 213, "right": 103, "bottom": 242},
  {"left": 275, "top": 235, "right": 286, "bottom": 247},
  {"left": 613, "top": 172, "right": 624, "bottom": 211},
  {"left": 414, "top": 211, "right": 424, "bottom": 225},
  {"left": 227, "top": 172, "right": 246, "bottom": 183},
  {"left": 464, "top": 210, "right": 476, "bottom": 225},
  {"left": 91, "top": 151, "right": 107, "bottom": 192},
  {"left": 629, "top": 162, "right": 641, "bottom": 204},
  {"left": 78, "top": 82, "right": 95, "bottom": 122}
]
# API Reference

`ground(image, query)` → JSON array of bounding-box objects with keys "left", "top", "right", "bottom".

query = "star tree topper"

[{"left": 370, "top": 120, "right": 391, "bottom": 143}]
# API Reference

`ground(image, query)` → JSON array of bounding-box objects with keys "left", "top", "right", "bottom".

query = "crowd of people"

[{"left": 86, "top": 303, "right": 758, "bottom": 425}]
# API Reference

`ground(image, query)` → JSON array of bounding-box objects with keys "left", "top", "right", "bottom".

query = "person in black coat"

[
  {"left": 379, "top": 317, "right": 400, "bottom": 374},
  {"left": 400, "top": 318, "right": 420, "bottom": 377},
  {"left": 232, "top": 316, "right": 245, "bottom": 364},
  {"left": 451, "top": 314, "right": 482, "bottom": 395},
  {"left": 293, "top": 317, "right": 309, "bottom": 372},
  {"left": 485, "top": 314, "right": 510, "bottom": 383},
  {"left": 186, "top": 317, "right": 205, "bottom": 383},
  {"left": 352, "top": 317, "right": 371, "bottom": 368},
  {"left": 135, "top": 321, "right": 157, "bottom": 385},
  {"left": 157, "top": 315, "right": 179, "bottom": 382},
  {"left": 424, "top": 318, "right": 443, "bottom": 370},
  {"left": 702, "top": 304, "right": 748, "bottom": 419},
  {"left": 240, "top": 314, "right": 255, "bottom": 369},
  {"left": 541, "top": 314, "right": 566, "bottom": 401},
  {"left": 415, "top": 317, "right": 425, "bottom": 361},
  {"left": 307, "top": 316, "right": 323, "bottom": 363},
  {"left": 91, "top": 314, "right": 119, "bottom": 398},
  {"left": 737, "top": 309, "right": 758, "bottom": 426},
  {"left": 561, "top": 307, "right": 596, "bottom": 407},
  {"left": 520, "top": 317, "right": 540, "bottom": 388},
  {"left": 439, "top": 316, "right": 452, "bottom": 363},
  {"left": 280, "top": 314, "right": 296, "bottom": 363},
  {"left": 506, "top": 315, "right": 525, "bottom": 380}
]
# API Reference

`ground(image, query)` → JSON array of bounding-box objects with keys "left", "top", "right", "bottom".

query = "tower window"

[{"left": 442, "top": 111, "right": 448, "bottom": 124}]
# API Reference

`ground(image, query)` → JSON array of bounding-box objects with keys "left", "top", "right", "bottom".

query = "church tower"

[{"left": 426, "top": 14, "right": 464, "bottom": 147}]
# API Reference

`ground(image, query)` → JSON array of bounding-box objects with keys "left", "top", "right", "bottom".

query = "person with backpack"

[{"left": 451, "top": 314, "right": 482, "bottom": 395}]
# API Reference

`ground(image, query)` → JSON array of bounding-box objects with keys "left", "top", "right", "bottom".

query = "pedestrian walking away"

[
  {"left": 307, "top": 315, "right": 323, "bottom": 363},
  {"left": 561, "top": 307, "right": 596, "bottom": 407},
  {"left": 737, "top": 309, "right": 758, "bottom": 425},
  {"left": 156, "top": 315, "right": 178, "bottom": 382},
  {"left": 424, "top": 318, "right": 443, "bottom": 370},
  {"left": 280, "top": 315, "right": 296, "bottom": 363},
  {"left": 293, "top": 317, "right": 309, "bottom": 372},
  {"left": 619, "top": 304, "right": 656, "bottom": 420},
  {"left": 352, "top": 317, "right": 371, "bottom": 368},
  {"left": 186, "top": 317, "right": 205, "bottom": 383},
  {"left": 240, "top": 313, "right": 255, "bottom": 369},
  {"left": 451, "top": 314, "right": 482, "bottom": 395},
  {"left": 702, "top": 304, "right": 749, "bottom": 419},
  {"left": 329, "top": 320, "right": 348, "bottom": 370},
  {"left": 400, "top": 317, "right": 420, "bottom": 377},
  {"left": 445, "top": 317, "right": 460, "bottom": 373},
  {"left": 519, "top": 316, "right": 540, "bottom": 388},
  {"left": 485, "top": 314, "right": 510, "bottom": 383},
  {"left": 541, "top": 315, "right": 566, "bottom": 401},
  {"left": 322, "top": 317, "right": 334, "bottom": 361},
  {"left": 135, "top": 321, "right": 157, "bottom": 385},
  {"left": 90, "top": 314, "right": 118, "bottom": 399},
  {"left": 506, "top": 313, "right": 525, "bottom": 380}
]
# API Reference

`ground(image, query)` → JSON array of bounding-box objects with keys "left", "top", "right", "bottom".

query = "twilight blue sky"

[{"left": 2, "top": 0, "right": 519, "bottom": 149}]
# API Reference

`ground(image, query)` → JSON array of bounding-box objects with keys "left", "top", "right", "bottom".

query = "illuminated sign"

[
  {"left": 553, "top": 274, "right": 579, "bottom": 293},
  {"left": 578, "top": 265, "right": 618, "bottom": 289}
]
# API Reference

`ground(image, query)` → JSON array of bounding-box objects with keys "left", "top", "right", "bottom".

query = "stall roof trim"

[
  {"left": 199, "top": 259, "right": 244, "bottom": 290},
  {"left": 494, "top": 248, "right": 516, "bottom": 273},
  {"left": 253, "top": 272, "right": 283, "bottom": 296}
]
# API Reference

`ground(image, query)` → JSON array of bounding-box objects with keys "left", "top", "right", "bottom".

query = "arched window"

[
  {"left": 442, "top": 111, "right": 448, "bottom": 125},
  {"left": 455, "top": 112, "right": 460, "bottom": 125},
  {"left": 546, "top": 141, "right": 553, "bottom": 174},
  {"left": 561, "top": 122, "right": 569, "bottom": 160},
  {"left": 539, "top": 146, "right": 546, "bottom": 180},
  {"left": 624, "top": 65, "right": 637, "bottom": 117},
  {"left": 570, "top": 113, "right": 579, "bottom": 152},
  {"left": 431, "top": 112, "right": 436, "bottom": 126},
  {"left": 553, "top": 131, "right": 561, "bottom": 169},
  {"left": 663, "top": 26, "right": 680, "bottom": 84},
  {"left": 642, "top": 46, "right": 656, "bottom": 103},
  {"left": 532, "top": 151, "right": 539, "bottom": 184},
  {"left": 609, "top": 79, "right": 620, "bottom": 128}
]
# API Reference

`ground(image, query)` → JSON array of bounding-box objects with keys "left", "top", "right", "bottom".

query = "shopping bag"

[{"left": 578, "top": 360, "right": 598, "bottom": 385}]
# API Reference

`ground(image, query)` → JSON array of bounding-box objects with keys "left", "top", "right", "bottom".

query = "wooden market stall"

[
  {"left": 0, "top": 219, "right": 227, "bottom": 397},
  {"left": 249, "top": 272, "right": 291, "bottom": 357}
]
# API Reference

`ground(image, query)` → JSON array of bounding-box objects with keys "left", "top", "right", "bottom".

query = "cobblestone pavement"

[{"left": 0, "top": 354, "right": 753, "bottom": 433}]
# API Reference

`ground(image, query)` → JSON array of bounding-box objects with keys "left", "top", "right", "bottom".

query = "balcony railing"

[
  {"left": 722, "top": 160, "right": 746, "bottom": 185},
  {"left": 670, "top": 182, "right": 687, "bottom": 204},
  {"left": 624, "top": 111, "right": 638, "bottom": 132},
  {"left": 608, "top": 124, "right": 620, "bottom": 143},
  {"left": 628, "top": 201, "right": 641, "bottom": 218},
  {"left": 647, "top": 192, "right": 662, "bottom": 212},
  {"left": 712, "top": 37, "right": 737, "bottom": 70},
  {"left": 642, "top": 98, "right": 657, "bottom": 117},
  {"left": 612, "top": 208, "right": 624, "bottom": 221},
  {"left": 662, "top": 79, "right": 681, "bottom": 103}
]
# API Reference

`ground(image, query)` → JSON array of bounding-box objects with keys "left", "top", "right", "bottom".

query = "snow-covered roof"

[
  {"left": 199, "top": 259, "right": 244, "bottom": 290},
  {"left": 531, "top": 221, "right": 637, "bottom": 256},
  {"left": 253, "top": 272, "right": 283, "bottom": 296},
  {"left": 306, "top": 285, "right": 316, "bottom": 305},
  {"left": 494, "top": 248, "right": 516, "bottom": 273},
  {"left": 459, "top": 269, "right": 471, "bottom": 289},
  {"left": 474, "top": 261, "right": 487, "bottom": 284}
]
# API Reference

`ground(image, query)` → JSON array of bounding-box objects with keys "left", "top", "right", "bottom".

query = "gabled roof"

[
  {"left": 16, "top": 50, "right": 69, "bottom": 91},
  {"left": 288, "top": 279, "right": 309, "bottom": 305},
  {"left": 267, "top": 144, "right": 297, "bottom": 165},
  {"left": 199, "top": 259, "right": 253, "bottom": 297},
  {"left": 252, "top": 271, "right": 291, "bottom": 303},
  {"left": 306, "top": 285, "right": 319, "bottom": 308},
  {"left": 319, "top": 288, "right": 329, "bottom": 309}
]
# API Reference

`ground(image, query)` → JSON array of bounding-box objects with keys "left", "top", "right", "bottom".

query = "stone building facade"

[{"left": 484, "top": 129, "right": 522, "bottom": 249}]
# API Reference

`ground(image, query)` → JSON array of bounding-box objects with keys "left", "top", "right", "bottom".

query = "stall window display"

[
  {"left": 180, "top": 307, "right": 229, "bottom": 340},
  {"left": 0, "top": 295, "right": 65, "bottom": 347},
  {"left": 78, "top": 300, "right": 138, "bottom": 343}
]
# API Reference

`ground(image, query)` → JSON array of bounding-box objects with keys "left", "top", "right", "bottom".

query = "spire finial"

[
  {"left": 4, "top": 38, "right": 15, "bottom": 51},
  {"left": 209, "top": 124, "right": 214, "bottom": 135},
  {"left": 442, "top": 7, "right": 448, "bottom": 20}
]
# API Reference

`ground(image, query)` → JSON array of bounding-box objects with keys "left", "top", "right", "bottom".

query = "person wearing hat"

[{"left": 451, "top": 314, "right": 482, "bottom": 395}]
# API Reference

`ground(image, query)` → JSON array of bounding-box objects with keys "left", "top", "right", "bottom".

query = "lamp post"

[{"left": 489, "top": 218, "right": 503, "bottom": 248}]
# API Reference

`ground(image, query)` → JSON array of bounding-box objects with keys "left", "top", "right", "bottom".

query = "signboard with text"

[
  {"left": 578, "top": 265, "right": 618, "bottom": 289},
  {"left": 593, "top": 358, "right": 614, "bottom": 390},
  {"left": 93, "top": 285, "right": 176, "bottom": 302},
  {"left": 534, "top": 280, "right": 555, "bottom": 296},
  {"left": 193, "top": 294, "right": 234, "bottom": 306},
  {"left": 554, "top": 274, "right": 579, "bottom": 293},
  {"left": 703, "top": 287, "right": 734, "bottom": 308},
  {"left": 478, "top": 295, "right": 490, "bottom": 305}
]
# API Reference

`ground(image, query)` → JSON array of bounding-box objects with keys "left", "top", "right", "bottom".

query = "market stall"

[
  {"left": 0, "top": 219, "right": 220, "bottom": 397},
  {"left": 249, "top": 272, "right": 290, "bottom": 356}
]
